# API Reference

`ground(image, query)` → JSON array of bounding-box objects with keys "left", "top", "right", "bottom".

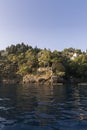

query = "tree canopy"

[{"left": 0, "top": 43, "right": 87, "bottom": 82}]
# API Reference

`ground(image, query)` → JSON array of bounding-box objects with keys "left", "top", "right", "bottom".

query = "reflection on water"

[{"left": 0, "top": 83, "right": 87, "bottom": 129}]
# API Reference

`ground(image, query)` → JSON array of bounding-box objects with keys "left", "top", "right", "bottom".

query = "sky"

[{"left": 0, "top": 0, "right": 87, "bottom": 51}]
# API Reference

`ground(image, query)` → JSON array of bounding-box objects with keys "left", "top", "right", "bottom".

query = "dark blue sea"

[{"left": 0, "top": 83, "right": 87, "bottom": 130}]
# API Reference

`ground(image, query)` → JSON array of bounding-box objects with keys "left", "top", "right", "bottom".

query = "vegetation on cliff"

[{"left": 0, "top": 43, "right": 87, "bottom": 83}]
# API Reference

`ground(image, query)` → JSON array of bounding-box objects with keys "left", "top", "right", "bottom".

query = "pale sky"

[{"left": 0, "top": 0, "right": 87, "bottom": 51}]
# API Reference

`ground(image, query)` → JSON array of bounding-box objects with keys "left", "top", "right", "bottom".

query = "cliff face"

[
  {"left": 23, "top": 74, "right": 65, "bottom": 84},
  {"left": 23, "top": 74, "right": 51, "bottom": 84},
  {"left": 23, "top": 67, "right": 64, "bottom": 84}
]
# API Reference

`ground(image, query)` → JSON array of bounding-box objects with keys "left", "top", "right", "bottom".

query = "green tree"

[
  {"left": 38, "top": 49, "right": 51, "bottom": 67},
  {"left": 52, "top": 61, "right": 65, "bottom": 77}
]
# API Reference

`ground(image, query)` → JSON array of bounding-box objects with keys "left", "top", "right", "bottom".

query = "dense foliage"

[{"left": 0, "top": 43, "right": 87, "bottom": 82}]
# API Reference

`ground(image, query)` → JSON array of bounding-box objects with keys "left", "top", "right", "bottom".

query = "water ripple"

[{"left": 0, "top": 84, "right": 87, "bottom": 130}]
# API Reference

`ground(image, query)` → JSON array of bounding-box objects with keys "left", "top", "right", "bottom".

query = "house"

[{"left": 71, "top": 53, "right": 78, "bottom": 60}]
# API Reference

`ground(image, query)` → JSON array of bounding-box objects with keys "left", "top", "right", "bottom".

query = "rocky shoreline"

[
  {"left": 23, "top": 74, "right": 64, "bottom": 85},
  {"left": 1, "top": 74, "right": 87, "bottom": 85}
]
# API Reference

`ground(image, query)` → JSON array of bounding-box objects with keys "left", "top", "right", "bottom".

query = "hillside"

[{"left": 0, "top": 43, "right": 87, "bottom": 83}]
